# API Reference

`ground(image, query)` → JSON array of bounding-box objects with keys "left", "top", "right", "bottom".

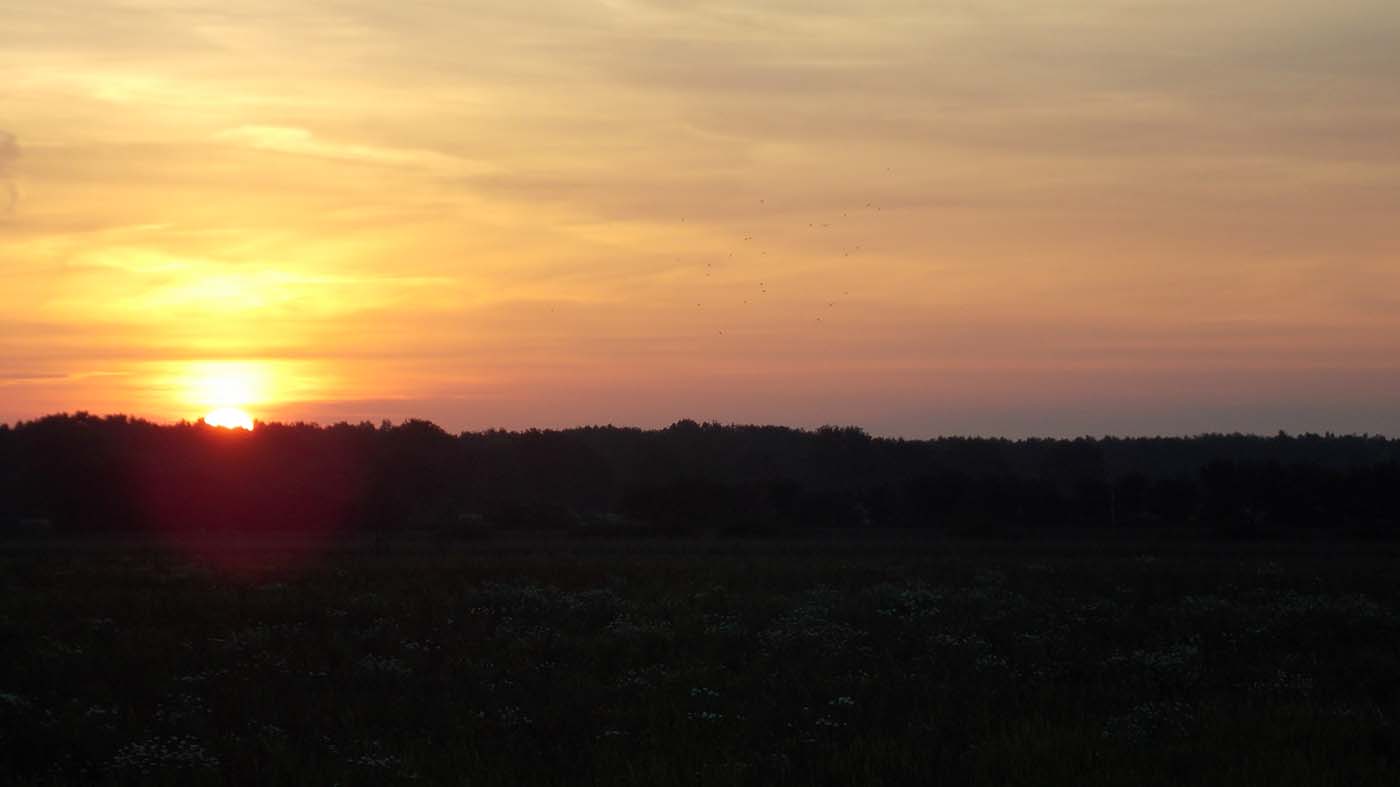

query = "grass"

[{"left": 2, "top": 537, "right": 1398, "bottom": 785}]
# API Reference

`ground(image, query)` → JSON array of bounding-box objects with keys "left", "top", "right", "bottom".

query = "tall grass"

[{"left": 2, "top": 540, "right": 1398, "bottom": 785}]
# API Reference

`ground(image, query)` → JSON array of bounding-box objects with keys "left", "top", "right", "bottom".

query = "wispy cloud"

[
  {"left": 0, "top": 131, "right": 18, "bottom": 214},
  {"left": 214, "top": 126, "right": 485, "bottom": 174},
  {"left": 0, "top": 369, "right": 130, "bottom": 387}
]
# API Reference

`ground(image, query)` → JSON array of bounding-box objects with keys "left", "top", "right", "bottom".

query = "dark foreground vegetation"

[
  {"left": 2, "top": 413, "right": 1398, "bottom": 539},
  {"left": 2, "top": 539, "right": 1399, "bottom": 785}
]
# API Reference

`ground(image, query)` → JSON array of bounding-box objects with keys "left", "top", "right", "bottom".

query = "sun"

[
  {"left": 170, "top": 361, "right": 270, "bottom": 429},
  {"left": 204, "top": 407, "right": 255, "bottom": 431}
]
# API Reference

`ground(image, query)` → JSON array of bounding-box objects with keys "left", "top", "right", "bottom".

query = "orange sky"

[{"left": 3, "top": 1, "right": 1399, "bottom": 436}]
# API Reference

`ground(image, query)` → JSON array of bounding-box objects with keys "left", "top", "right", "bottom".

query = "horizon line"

[{"left": 5, "top": 411, "right": 1397, "bottom": 443}]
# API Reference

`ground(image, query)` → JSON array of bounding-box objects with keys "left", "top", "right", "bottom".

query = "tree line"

[{"left": 2, "top": 413, "right": 1397, "bottom": 538}]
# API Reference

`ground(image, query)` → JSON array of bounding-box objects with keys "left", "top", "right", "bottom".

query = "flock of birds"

[{"left": 682, "top": 196, "right": 888, "bottom": 337}]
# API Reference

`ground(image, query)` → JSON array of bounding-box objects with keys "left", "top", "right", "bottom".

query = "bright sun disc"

[{"left": 204, "top": 407, "right": 255, "bottom": 430}]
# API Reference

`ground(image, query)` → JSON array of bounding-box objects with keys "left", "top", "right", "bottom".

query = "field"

[{"left": 3, "top": 537, "right": 1399, "bottom": 785}]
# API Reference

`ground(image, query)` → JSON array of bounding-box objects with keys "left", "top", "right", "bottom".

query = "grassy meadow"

[{"left": 2, "top": 537, "right": 1399, "bottom": 785}]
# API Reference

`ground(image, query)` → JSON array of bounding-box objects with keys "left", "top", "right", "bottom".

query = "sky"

[{"left": 2, "top": 0, "right": 1399, "bottom": 437}]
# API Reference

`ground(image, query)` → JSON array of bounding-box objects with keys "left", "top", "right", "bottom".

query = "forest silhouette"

[{"left": 3, "top": 413, "right": 1397, "bottom": 539}]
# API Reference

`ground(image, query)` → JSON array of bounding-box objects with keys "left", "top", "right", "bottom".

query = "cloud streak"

[
  {"left": 0, "top": 131, "right": 17, "bottom": 214},
  {"left": 213, "top": 126, "right": 485, "bottom": 174}
]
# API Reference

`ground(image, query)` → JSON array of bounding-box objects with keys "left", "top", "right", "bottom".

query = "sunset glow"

[
  {"left": 3, "top": 1, "right": 1399, "bottom": 435},
  {"left": 186, "top": 362, "right": 265, "bottom": 408},
  {"left": 14, "top": 6, "right": 1400, "bottom": 780},
  {"left": 203, "top": 407, "right": 254, "bottom": 431}
]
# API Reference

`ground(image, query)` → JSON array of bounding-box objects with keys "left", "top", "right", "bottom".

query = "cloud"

[
  {"left": 213, "top": 126, "right": 482, "bottom": 174},
  {"left": 0, "top": 131, "right": 18, "bottom": 214}
]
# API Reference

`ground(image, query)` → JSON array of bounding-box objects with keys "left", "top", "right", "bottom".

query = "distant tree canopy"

[{"left": 1, "top": 413, "right": 1397, "bottom": 538}]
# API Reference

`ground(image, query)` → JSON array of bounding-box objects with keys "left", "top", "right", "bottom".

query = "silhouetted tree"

[{"left": 3, "top": 413, "right": 1397, "bottom": 539}]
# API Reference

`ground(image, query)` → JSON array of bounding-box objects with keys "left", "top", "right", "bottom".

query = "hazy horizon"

[
  {"left": 9, "top": 410, "right": 1400, "bottom": 443},
  {"left": 4, "top": 1, "right": 1399, "bottom": 437}
]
